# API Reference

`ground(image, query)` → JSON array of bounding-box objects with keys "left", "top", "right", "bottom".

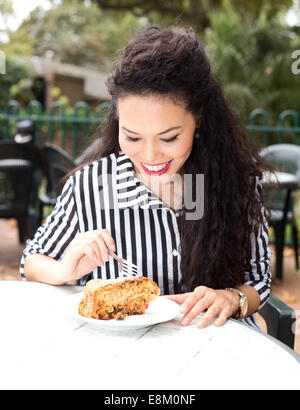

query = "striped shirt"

[{"left": 20, "top": 151, "right": 272, "bottom": 328}]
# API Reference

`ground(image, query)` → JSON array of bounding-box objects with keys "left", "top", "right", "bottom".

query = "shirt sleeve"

[
  {"left": 19, "top": 176, "right": 79, "bottom": 280},
  {"left": 243, "top": 178, "right": 272, "bottom": 310}
]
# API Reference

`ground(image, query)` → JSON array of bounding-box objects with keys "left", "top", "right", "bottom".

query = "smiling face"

[{"left": 118, "top": 94, "right": 197, "bottom": 185}]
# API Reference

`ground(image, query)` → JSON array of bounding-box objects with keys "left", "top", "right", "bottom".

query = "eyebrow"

[{"left": 121, "top": 126, "right": 182, "bottom": 135}]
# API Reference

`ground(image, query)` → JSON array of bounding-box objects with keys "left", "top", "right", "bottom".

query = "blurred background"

[
  {"left": 1, "top": 0, "right": 300, "bottom": 150},
  {"left": 1, "top": 0, "right": 300, "bottom": 351}
]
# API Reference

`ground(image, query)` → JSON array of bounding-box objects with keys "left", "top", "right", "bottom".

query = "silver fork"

[{"left": 108, "top": 249, "right": 141, "bottom": 278}]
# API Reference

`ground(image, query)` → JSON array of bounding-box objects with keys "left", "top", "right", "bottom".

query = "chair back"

[
  {"left": 260, "top": 144, "right": 300, "bottom": 179},
  {"left": 260, "top": 144, "right": 300, "bottom": 212},
  {"left": 42, "top": 143, "right": 75, "bottom": 198},
  {"left": 0, "top": 142, "right": 36, "bottom": 215}
]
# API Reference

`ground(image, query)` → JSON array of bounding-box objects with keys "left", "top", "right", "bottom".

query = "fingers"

[
  {"left": 94, "top": 229, "right": 116, "bottom": 264},
  {"left": 181, "top": 293, "right": 212, "bottom": 326},
  {"left": 70, "top": 241, "right": 100, "bottom": 265},
  {"left": 180, "top": 287, "right": 232, "bottom": 329},
  {"left": 98, "top": 229, "right": 116, "bottom": 252},
  {"left": 197, "top": 303, "right": 225, "bottom": 328},
  {"left": 70, "top": 229, "right": 116, "bottom": 267},
  {"left": 96, "top": 236, "right": 109, "bottom": 264},
  {"left": 180, "top": 286, "right": 206, "bottom": 315},
  {"left": 214, "top": 311, "right": 229, "bottom": 327}
]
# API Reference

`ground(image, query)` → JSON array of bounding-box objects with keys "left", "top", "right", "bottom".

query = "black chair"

[
  {"left": 39, "top": 143, "right": 75, "bottom": 223},
  {"left": 259, "top": 293, "right": 295, "bottom": 349},
  {"left": 260, "top": 144, "right": 300, "bottom": 280},
  {"left": 0, "top": 141, "right": 43, "bottom": 243}
]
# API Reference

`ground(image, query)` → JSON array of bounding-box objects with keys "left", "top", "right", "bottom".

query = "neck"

[{"left": 133, "top": 167, "right": 184, "bottom": 212}]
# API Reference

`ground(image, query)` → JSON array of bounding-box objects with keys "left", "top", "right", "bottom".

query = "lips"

[{"left": 141, "top": 160, "right": 172, "bottom": 176}]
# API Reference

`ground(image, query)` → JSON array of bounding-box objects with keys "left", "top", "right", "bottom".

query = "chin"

[{"left": 156, "top": 172, "right": 173, "bottom": 184}]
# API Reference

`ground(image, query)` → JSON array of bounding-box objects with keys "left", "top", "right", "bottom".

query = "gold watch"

[{"left": 225, "top": 288, "right": 248, "bottom": 319}]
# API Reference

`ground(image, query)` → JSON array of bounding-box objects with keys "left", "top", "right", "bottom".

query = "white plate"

[{"left": 68, "top": 293, "right": 180, "bottom": 330}]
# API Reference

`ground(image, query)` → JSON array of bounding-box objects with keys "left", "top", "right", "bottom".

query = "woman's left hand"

[{"left": 165, "top": 286, "right": 240, "bottom": 328}]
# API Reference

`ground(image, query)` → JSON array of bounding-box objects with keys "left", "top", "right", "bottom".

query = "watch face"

[{"left": 240, "top": 296, "right": 248, "bottom": 318}]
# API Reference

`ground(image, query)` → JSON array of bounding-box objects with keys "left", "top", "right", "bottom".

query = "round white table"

[{"left": 0, "top": 281, "right": 299, "bottom": 390}]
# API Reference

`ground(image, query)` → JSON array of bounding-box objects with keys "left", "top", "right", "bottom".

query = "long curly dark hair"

[{"left": 73, "top": 25, "right": 273, "bottom": 292}]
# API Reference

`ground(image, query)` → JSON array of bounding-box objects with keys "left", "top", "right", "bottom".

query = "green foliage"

[
  {"left": 0, "top": 58, "right": 33, "bottom": 107},
  {"left": 0, "top": 0, "right": 146, "bottom": 104},
  {"left": 203, "top": 7, "right": 300, "bottom": 121},
  {"left": 0, "top": 0, "right": 13, "bottom": 14},
  {"left": 8, "top": 0, "right": 146, "bottom": 71},
  {"left": 89, "top": 0, "right": 293, "bottom": 32}
]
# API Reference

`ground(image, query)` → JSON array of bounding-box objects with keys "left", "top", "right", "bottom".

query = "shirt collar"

[{"left": 116, "top": 151, "right": 169, "bottom": 210}]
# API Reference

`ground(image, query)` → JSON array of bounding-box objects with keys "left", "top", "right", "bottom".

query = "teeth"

[{"left": 143, "top": 161, "right": 170, "bottom": 171}]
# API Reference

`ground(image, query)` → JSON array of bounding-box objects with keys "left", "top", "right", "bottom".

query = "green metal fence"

[
  {"left": 1, "top": 101, "right": 300, "bottom": 158},
  {"left": 0, "top": 100, "right": 109, "bottom": 158},
  {"left": 247, "top": 108, "right": 300, "bottom": 147}
]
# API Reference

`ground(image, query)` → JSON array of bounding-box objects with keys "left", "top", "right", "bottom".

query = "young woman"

[{"left": 20, "top": 25, "right": 272, "bottom": 329}]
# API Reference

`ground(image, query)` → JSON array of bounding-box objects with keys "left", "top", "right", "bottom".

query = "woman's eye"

[
  {"left": 161, "top": 134, "right": 179, "bottom": 143},
  {"left": 125, "top": 134, "right": 179, "bottom": 143},
  {"left": 126, "top": 136, "right": 141, "bottom": 142}
]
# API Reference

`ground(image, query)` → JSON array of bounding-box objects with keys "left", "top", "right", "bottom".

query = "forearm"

[{"left": 24, "top": 253, "right": 67, "bottom": 285}]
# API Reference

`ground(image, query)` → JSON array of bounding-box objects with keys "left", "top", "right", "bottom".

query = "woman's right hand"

[{"left": 59, "top": 229, "right": 116, "bottom": 282}]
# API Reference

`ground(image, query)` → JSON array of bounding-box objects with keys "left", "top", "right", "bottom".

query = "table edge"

[{"left": 229, "top": 318, "right": 300, "bottom": 363}]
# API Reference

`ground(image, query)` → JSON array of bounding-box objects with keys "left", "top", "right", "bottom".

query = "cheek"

[
  {"left": 171, "top": 139, "right": 194, "bottom": 161},
  {"left": 119, "top": 137, "right": 138, "bottom": 156}
]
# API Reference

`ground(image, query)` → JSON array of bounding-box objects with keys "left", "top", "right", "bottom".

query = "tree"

[
  {"left": 203, "top": 6, "right": 300, "bottom": 121},
  {"left": 0, "top": 0, "right": 13, "bottom": 24},
  {"left": 88, "top": 0, "right": 293, "bottom": 32},
  {"left": 91, "top": 0, "right": 221, "bottom": 32},
  {"left": 5, "top": 0, "right": 147, "bottom": 71},
  {"left": 0, "top": 58, "right": 33, "bottom": 107},
  {"left": 0, "top": 0, "right": 13, "bottom": 41}
]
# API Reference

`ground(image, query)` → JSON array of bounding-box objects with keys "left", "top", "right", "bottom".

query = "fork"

[{"left": 108, "top": 249, "right": 141, "bottom": 278}]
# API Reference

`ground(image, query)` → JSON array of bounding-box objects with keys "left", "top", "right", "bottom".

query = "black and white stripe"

[
  {"left": 20, "top": 152, "right": 182, "bottom": 294},
  {"left": 19, "top": 152, "right": 272, "bottom": 327}
]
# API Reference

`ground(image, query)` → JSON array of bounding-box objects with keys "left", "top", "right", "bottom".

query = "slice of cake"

[{"left": 78, "top": 276, "right": 160, "bottom": 320}]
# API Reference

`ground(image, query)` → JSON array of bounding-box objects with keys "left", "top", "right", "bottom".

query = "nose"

[{"left": 143, "top": 140, "right": 161, "bottom": 163}]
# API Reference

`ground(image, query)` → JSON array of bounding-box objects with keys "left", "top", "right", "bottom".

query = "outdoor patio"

[
  {"left": 1, "top": 0, "right": 300, "bottom": 392},
  {"left": 1, "top": 217, "right": 299, "bottom": 355}
]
